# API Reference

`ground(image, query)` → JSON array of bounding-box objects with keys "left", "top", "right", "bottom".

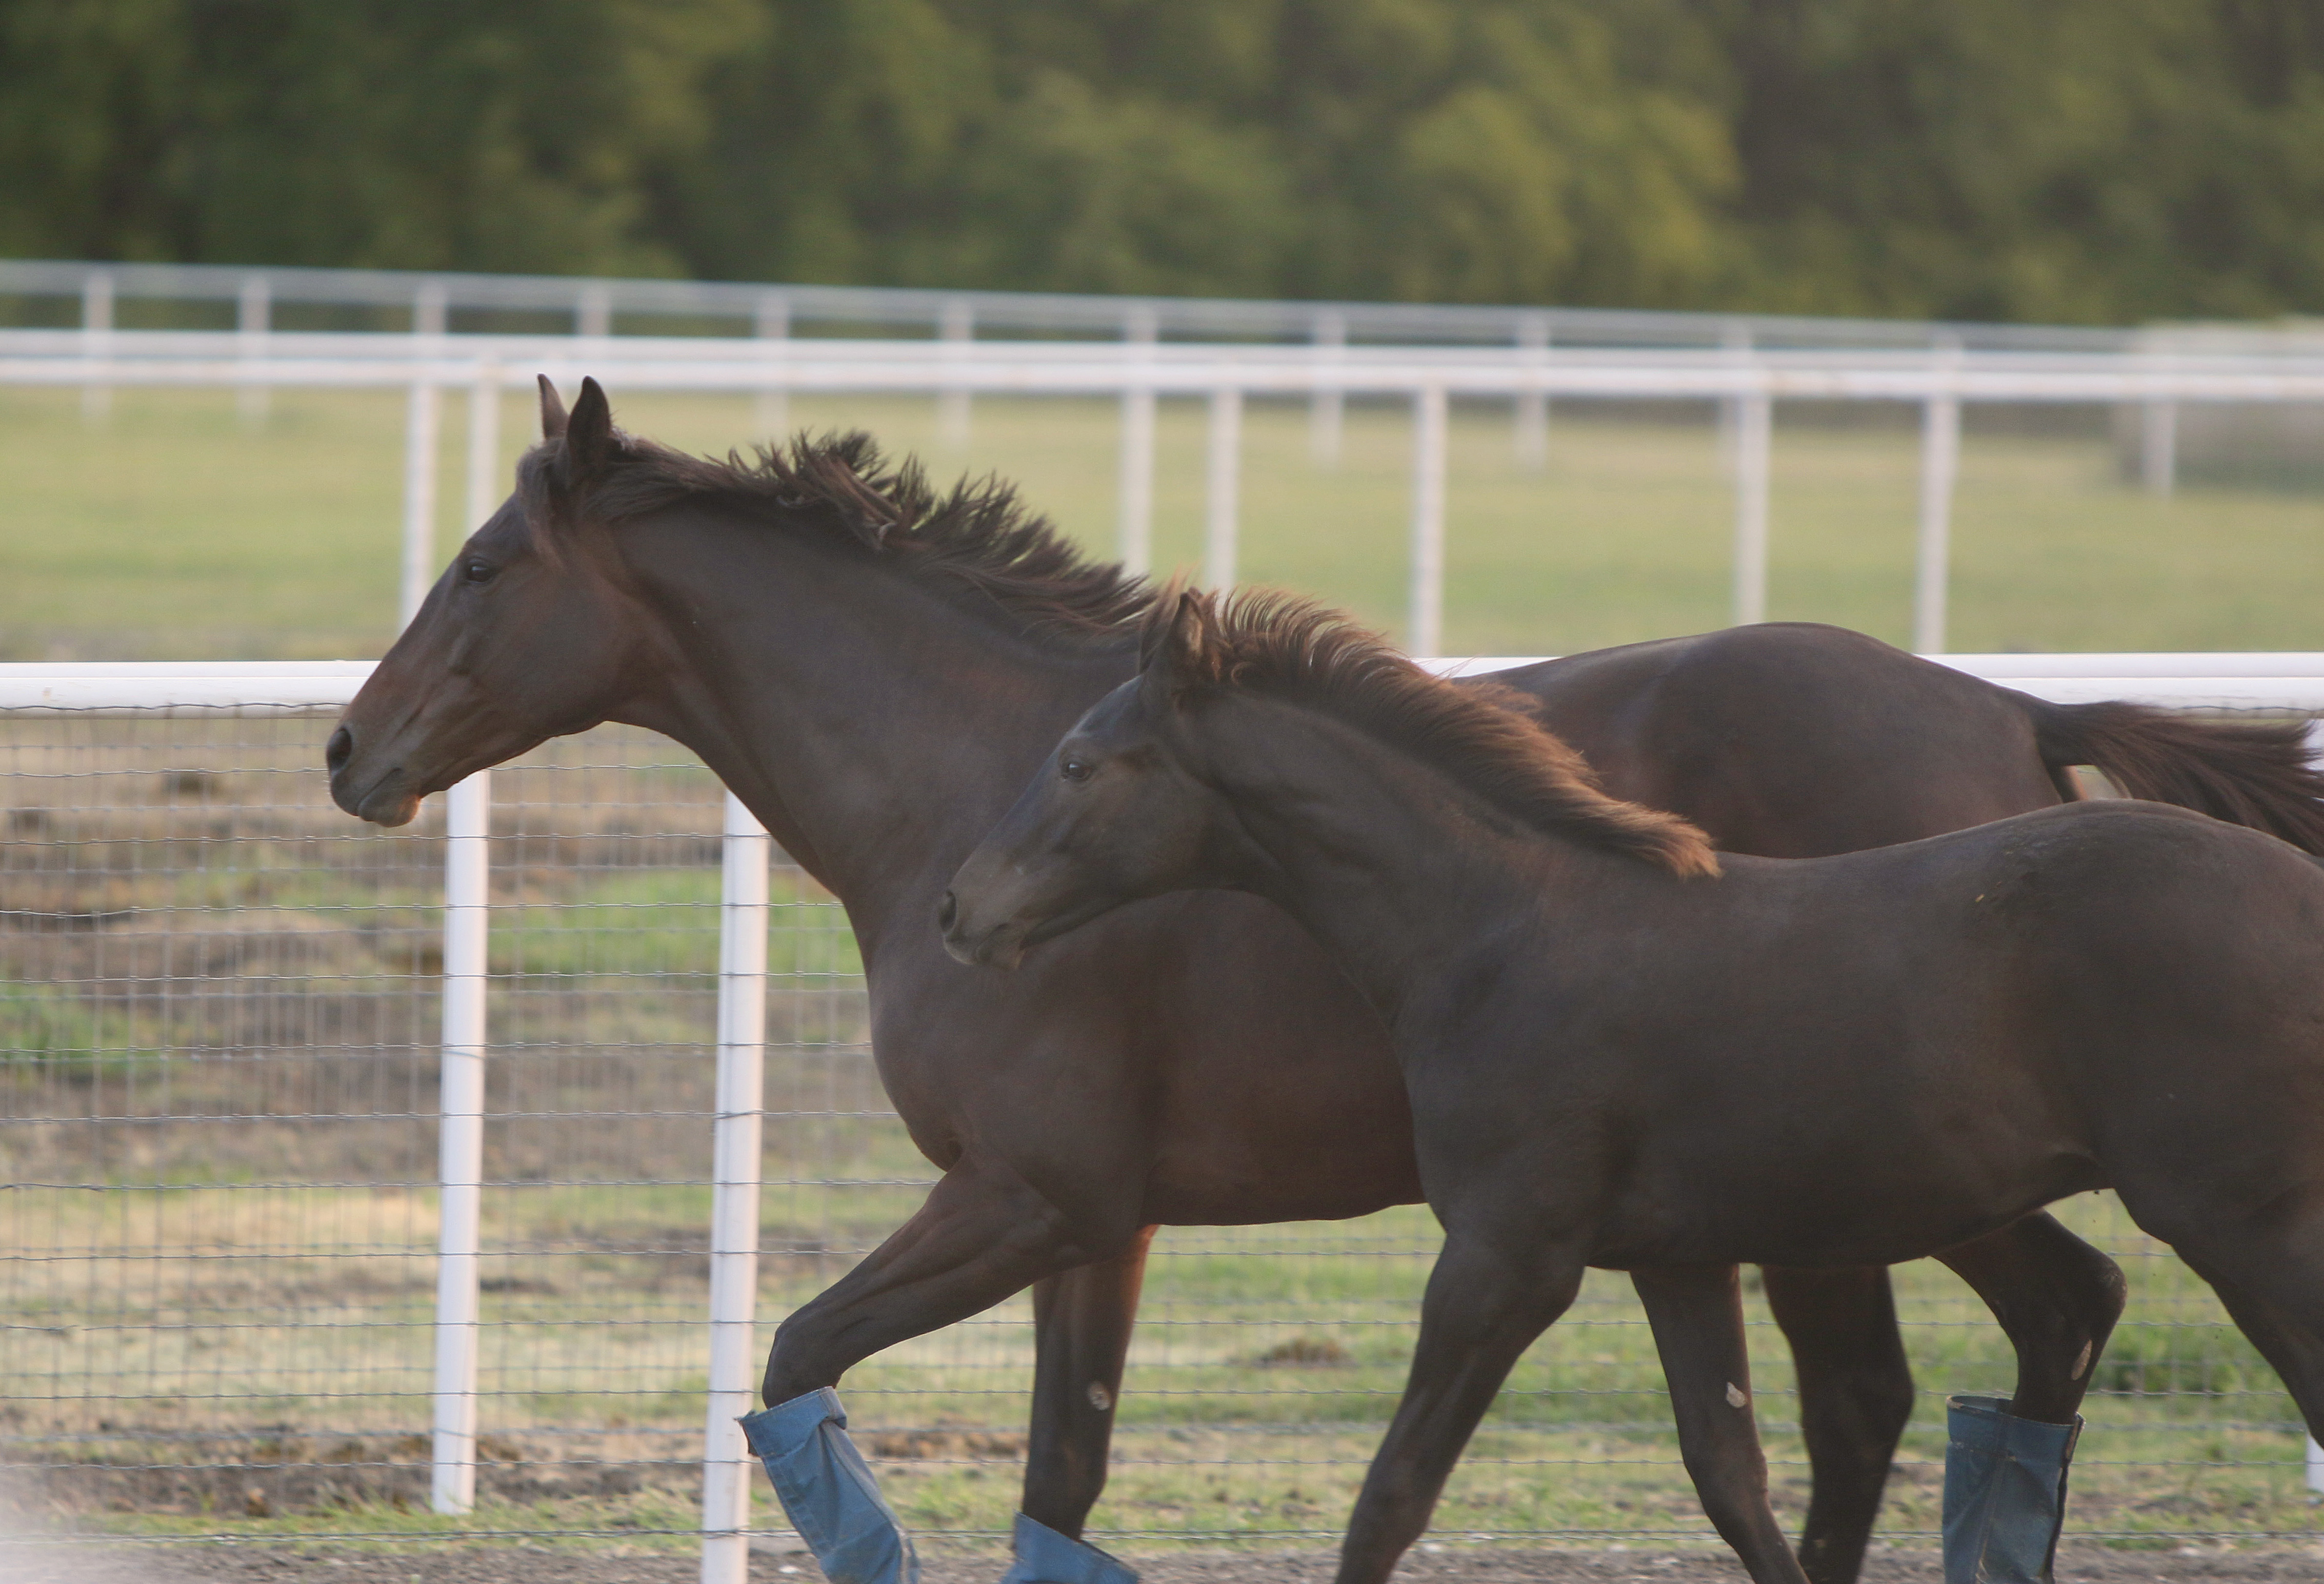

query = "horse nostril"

[
  {"left": 935, "top": 891, "right": 959, "bottom": 932},
  {"left": 325, "top": 725, "right": 353, "bottom": 776}
]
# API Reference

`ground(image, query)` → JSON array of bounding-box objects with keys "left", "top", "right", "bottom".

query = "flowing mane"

[
  {"left": 1152, "top": 589, "right": 1721, "bottom": 878},
  {"left": 520, "top": 428, "right": 1154, "bottom": 641}
]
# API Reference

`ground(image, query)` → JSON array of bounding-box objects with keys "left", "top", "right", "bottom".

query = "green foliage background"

[{"left": 3, "top": 1, "right": 2323, "bottom": 323}]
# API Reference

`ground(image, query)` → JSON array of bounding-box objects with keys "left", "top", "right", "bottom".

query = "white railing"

[
  {"left": 7, "top": 655, "right": 2321, "bottom": 1574},
  {"left": 0, "top": 256, "right": 2150, "bottom": 351},
  {"left": 14, "top": 329, "right": 2324, "bottom": 650}
]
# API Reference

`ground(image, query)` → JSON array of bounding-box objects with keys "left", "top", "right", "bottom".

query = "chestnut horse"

[
  {"left": 944, "top": 587, "right": 2324, "bottom": 1584},
  {"left": 328, "top": 380, "right": 2324, "bottom": 1582}
]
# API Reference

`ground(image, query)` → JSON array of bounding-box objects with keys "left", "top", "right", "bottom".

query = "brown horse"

[
  {"left": 327, "top": 379, "right": 2324, "bottom": 1583},
  {"left": 943, "top": 587, "right": 2324, "bottom": 1584}
]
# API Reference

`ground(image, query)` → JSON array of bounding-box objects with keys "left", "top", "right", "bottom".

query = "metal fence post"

[
  {"left": 1204, "top": 387, "right": 1243, "bottom": 591},
  {"left": 1914, "top": 391, "right": 1962, "bottom": 654},
  {"left": 1731, "top": 390, "right": 1772, "bottom": 626},
  {"left": 1310, "top": 312, "right": 1346, "bottom": 468},
  {"left": 700, "top": 792, "right": 771, "bottom": 1584},
  {"left": 1118, "top": 308, "right": 1159, "bottom": 577},
  {"left": 1514, "top": 316, "right": 1549, "bottom": 470},
  {"left": 939, "top": 299, "right": 974, "bottom": 451},
  {"left": 236, "top": 276, "right": 271, "bottom": 427},
  {"left": 754, "top": 294, "right": 791, "bottom": 443},
  {"left": 430, "top": 771, "right": 493, "bottom": 1516},
  {"left": 1410, "top": 386, "right": 1449, "bottom": 657},
  {"left": 80, "top": 271, "right": 113, "bottom": 424},
  {"left": 401, "top": 379, "right": 443, "bottom": 627},
  {"left": 465, "top": 363, "right": 502, "bottom": 533}
]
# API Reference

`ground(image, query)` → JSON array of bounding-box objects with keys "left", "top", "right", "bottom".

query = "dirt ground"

[{"left": 5, "top": 1541, "right": 2322, "bottom": 1584}]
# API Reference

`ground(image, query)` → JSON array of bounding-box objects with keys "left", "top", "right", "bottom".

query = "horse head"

[{"left": 327, "top": 376, "right": 653, "bottom": 826}]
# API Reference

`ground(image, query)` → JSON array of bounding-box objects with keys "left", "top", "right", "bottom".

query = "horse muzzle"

[
  {"left": 326, "top": 724, "right": 425, "bottom": 827},
  {"left": 938, "top": 889, "right": 1030, "bottom": 970}
]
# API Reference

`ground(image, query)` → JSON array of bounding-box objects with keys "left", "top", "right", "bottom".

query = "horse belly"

[{"left": 1594, "top": 1124, "right": 2102, "bottom": 1269}]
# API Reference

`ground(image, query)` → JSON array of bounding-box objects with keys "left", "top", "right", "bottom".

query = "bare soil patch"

[{"left": 5, "top": 1544, "right": 2321, "bottom": 1584}]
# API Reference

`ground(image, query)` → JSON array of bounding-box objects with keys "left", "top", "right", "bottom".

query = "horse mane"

[
  {"left": 1154, "top": 589, "right": 1722, "bottom": 878},
  {"left": 519, "top": 428, "right": 1153, "bottom": 642}
]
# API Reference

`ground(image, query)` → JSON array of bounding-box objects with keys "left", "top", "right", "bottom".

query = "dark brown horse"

[
  {"left": 943, "top": 587, "right": 2324, "bottom": 1584},
  {"left": 326, "top": 380, "right": 2324, "bottom": 1583}
]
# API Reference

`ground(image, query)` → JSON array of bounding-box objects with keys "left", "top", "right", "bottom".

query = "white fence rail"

[
  {"left": 0, "top": 256, "right": 2152, "bottom": 351},
  {"left": 6, "top": 657, "right": 2322, "bottom": 1570},
  {"left": 14, "top": 329, "right": 2324, "bottom": 652}
]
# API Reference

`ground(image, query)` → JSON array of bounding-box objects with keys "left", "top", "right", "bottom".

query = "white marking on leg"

[
  {"left": 1087, "top": 1382, "right": 1112, "bottom": 1411},
  {"left": 2072, "top": 1341, "right": 2092, "bottom": 1380},
  {"left": 1725, "top": 1382, "right": 1748, "bottom": 1408}
]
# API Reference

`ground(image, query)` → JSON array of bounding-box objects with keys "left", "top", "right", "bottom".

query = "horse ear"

[
  {"left": 1138, "top": 584, "right": 1207, "bottom": 706},
  {"left": 560, "top": 376, "right": 616, "bottom": 485},
  {"left": 537, "top": 376, "right": 568, "bottom": 439}
]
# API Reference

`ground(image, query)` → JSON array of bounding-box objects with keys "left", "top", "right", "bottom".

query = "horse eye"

[
  {"left": 462, "top": 559, "right": 497, "bottom": 585},
  {"left": 1060, "top": 757, "right": 1093, "bottom": 783}
]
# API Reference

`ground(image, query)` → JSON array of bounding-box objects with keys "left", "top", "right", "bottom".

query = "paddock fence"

[
  {"left": 4, "top": 659, "right": 2323, "bottom": 1575},
  {"left": 11, "top": 325, "right": 2324, "bottom": 657}
]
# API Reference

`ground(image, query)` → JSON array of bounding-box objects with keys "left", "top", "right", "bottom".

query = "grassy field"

[{"left": 3, "top": 386, "right": 2323, "bottom": 660}]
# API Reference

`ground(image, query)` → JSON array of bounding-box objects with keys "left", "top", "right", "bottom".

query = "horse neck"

[
  {"left": 1200, "top": 699, "right": 1645, "bottom": 1025},
  {"left": 609, "top": 510, "right": 1135, "bottom": 933}
]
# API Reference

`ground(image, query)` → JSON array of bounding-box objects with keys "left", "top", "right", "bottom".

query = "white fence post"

[
  {"left": 413, "top": 282, "right": 448, "bottom": 338},
  {"left": 1118, "top": 309, "right": 1159, "bottom": 577},
  {"left": 465, "top": 363, "right": 502, "bottom": 533},
  {"left": 401, "top": 379, "right": 443, "bottom": 627},
  {"left": 1514, "top": 316, "right": 1549, "bottom": 470},
  {"left": 430, "top": 771, "right": 493, "bottom": 1516},
  {"left": 1718, "top": 322, "right": 1753, "bottom": 476},
  {"left": 700, "top": 792, "right": 771, "bottom": 1584},
  {"left": 2142, "top": 398, "right": 2178, "bottom": 497},
  {"left": 1310, "top": 312, "right": 1346, "bottom": 468},
  {"left": 1204, "top": 387, "right": 1243, "bottom": 591},
  {"left": 577, "top": 285, "right": 613, "bottom": 341},
  {"left": 1731, "top": 390, "right": 1772, "bottom": 626},
  {"left": 939, "top": 299, "right": 974, "bottom": 451},
  {"left": 236, "top": 275, "right": 271, "bottom": 427},
  {"left": 1410, "top": 386, "right": 1449, "bottom": 657},
  {"left": 80, "top": 271, "right": 113, "bottom": 424},
  {"left": 1914, "top": 392, "right": 1962, "bottom": 654},
  {"left": 754, "top": 294, "right": 791, "bottom": 443}
]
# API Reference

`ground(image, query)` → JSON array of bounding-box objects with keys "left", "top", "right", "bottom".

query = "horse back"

[{"left": 1487, "top": 623, "right": 2064, "bottom": 856}]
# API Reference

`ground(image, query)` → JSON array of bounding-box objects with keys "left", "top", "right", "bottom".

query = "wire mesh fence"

[{"left": 1, "top": 705, "right": 2314, "bottom": 1560}]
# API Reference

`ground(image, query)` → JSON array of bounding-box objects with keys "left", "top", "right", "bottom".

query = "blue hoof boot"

[
  {"left": 1943, "top": 1394, "right": 2082, "bottom": 1584},
  {"left": 740, "top": 1388, "right": 919, "bottom": 1584},
  {"left": 999, "top": 1512, "right": 1138, "bottom": 1584}
]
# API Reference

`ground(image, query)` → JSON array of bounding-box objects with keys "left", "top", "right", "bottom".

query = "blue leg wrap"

[
  {"left": 740, "top": 1389, "right": 919, "bottom": 1584},
  {"left": 1943, "top": 1394, "right": 2082, "bottom": 1584},
  {"left": 999, "top": 1511, "right": 1138, "bottom": 1584}
]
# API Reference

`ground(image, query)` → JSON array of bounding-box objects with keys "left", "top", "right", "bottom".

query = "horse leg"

[
  {"left": 1633, "top": 1265, "right": 1809, "bottom": 1584},
  {"left": 2151, "top": 1205, "right": 2324, "bottom": 1437},
  {"left": 1008, "top": 1228, "right": 1156, "bottom": 1584},
  {"left": 1332, "top": 1233, "right": 1585, "bottom": 1584},
  {"left": 1924, "top": 1215, "right": 2122, "bottom": 1584},
  {"left": 1759, "top": 1266, "right": 1914, "bottom": 1584},
  {"left": 748, "top": 1154, "right": 1139, "bottom": 1584},
  {"left": 1936, "top": 1212, "right": 2126, "bottom": 1423}
]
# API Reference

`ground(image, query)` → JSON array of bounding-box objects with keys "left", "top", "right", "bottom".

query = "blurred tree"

[
  {"left": 0, "top": 0, "right": 757, "bottom": 273},
  {"left": 1706, "top": 0, "right": 2324, "bottom": 321},
  {"left": 6, "top": 0, "right": 2324, "bottom": 321}
]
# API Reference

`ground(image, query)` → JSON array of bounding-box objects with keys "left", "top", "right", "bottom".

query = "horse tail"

[{"left": 2026, "top": 696, "right": 2324, "bottom": 854}]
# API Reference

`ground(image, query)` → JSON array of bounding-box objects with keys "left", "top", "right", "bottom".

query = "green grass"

[{"left": 5, "top": 386, "right": 2323, "bottom": 660}]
